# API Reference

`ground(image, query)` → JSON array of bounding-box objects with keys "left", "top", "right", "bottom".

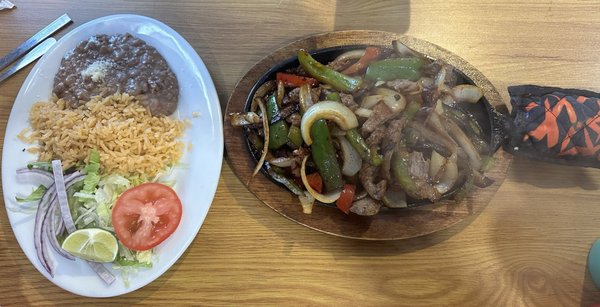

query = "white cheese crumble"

[{"left": 81, "top": 60, "right": 113, "bottom": 82}]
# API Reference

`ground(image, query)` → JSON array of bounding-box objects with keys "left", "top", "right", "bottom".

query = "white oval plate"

[{"left": 1, "top": 14, "right": 223, "bottom": 297}]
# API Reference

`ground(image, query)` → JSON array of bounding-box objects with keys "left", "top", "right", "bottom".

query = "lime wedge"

[{"left": 61, "top": 228, "right": 118, "bottom": 263}]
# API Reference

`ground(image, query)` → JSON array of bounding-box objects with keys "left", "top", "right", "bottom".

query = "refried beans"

[{"left": 53, "top": 33, "right": 179, "bottom": 116}]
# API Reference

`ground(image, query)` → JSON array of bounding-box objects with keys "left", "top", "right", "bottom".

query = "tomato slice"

[
  {"left": 112, "top": 183, "right": 182, "bottom": 251},
  {"left": 336, "top": 184, "right": 355, "bottom": 214}
]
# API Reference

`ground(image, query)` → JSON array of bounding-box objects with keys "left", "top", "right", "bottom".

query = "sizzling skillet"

[{"left": 224, "top": 31, "right": 512, "bottom": 240}]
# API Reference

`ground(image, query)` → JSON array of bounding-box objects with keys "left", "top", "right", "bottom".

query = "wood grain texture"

[{"left": 1, "top": 0, "right": 600, "bottom": 305}]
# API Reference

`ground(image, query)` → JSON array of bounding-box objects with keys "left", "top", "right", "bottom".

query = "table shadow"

[{"left": 509, "top": 156, "right": 599, "bottom": 191}]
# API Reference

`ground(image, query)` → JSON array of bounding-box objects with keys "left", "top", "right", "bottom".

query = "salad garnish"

[{"left": 15, "top": 150, "right": 182, "bottom": 285}]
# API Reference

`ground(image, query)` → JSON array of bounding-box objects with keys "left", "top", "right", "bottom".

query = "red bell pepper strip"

[
  {"left": 276, "top": 72, "right": 319, "bottom": 88},
  {"left": 342, "top": 47, "right": 383, "bottom": 75},
  {"left": 336, "top": 184, "right": 356, "bottom": 214},
  {"left": 305, "top": 172, "right": 323, "bottom": 194}
]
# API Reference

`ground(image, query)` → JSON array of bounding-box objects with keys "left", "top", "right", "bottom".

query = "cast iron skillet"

[
  {"left": 242, "top": 44, "right": 506, "bottom": 207},
  {"left": 223, "top": 30, "right": 512, "bottom": 240}
]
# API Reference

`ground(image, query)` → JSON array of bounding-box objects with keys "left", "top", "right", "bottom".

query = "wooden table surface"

[{"left": 1, "top": 0, "right": 600, "bottom": 305}]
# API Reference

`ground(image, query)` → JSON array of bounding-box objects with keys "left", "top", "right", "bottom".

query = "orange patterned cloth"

[{"left": 505, "top": 85, "right": 600, "bottom": 167}]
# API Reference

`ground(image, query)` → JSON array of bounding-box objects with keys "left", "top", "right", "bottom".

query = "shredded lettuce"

[
  {"left": 6, "top": 201, "right": 39, "bottom": 214},
  {"left": 15, "top": 185, "right": 47, "bottom": 203},
  {"left": 113, "top": 241, "right": 154, "bottom": 287},
  {"left": 127, "top": 174, "right": 147, "bottom": 187},
  {"left": 100, "top": 174, "right": 130, "bottom": 187},
  {"left": 136, "top": 250, "right": 154, "bottom": 265},
  {"left": 72, "top": 191, "right": 95, "bottom": 199},
  {"left": 84, "top": 150, "right": 101, "bottom": 174},
  {"left": 67, "top": 150, "right": 168, "bottom": 285},
  {"left": 81, "top": 150, "right": 101, "bottom": 194},
  {"left": 96, "top": 202, "right": 111, "bottom": 226},
  {"left": 115, "top": 257, "right": 153, "bottom": 268},
  {"left": 27, "top": 161, "right": 53, "bottom": 171},
  {"left": 82, "top": 172, "right": 101, "bottom": 193}
]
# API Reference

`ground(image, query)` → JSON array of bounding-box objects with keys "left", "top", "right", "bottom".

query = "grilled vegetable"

[
  {"left": 336, "top": 184, "right": 356, "bottom": 213},
  {"left": 268, "top": 167, "right": 303, "bottom": 196},
  {"left": 300, "top": 155, "right": 341, "bottom": 203},
  {"left": 391, "top": 146, "right": 441, "bottom": 201},
  {"left": 325, "top": 91, "right": 341, "bottom": 102},
  {"left": 310, "top": 119, "right": 344, "bottom": 192},
  {"left": 345, "top": 128, "right": 383, "bottom": 166},
  {"left": 300, "top": 100, "right": 358, "bottom": 146},
  {"left": 234, "top": 41, "right": 498, "bottom": 217},
  {"left": 298, "top": 49, "right": 362, "bottom": 92},
  {"left": 252, "top": 98, "right": 269, "bottom": 177},
  {"left": 266, "top": 95, "right": 289, "bottom": 150},
  {"left": 364, "top": 57, "right": 423, "bottom": 82},
  {"left": 450, "top": 84, "right": 483, "bottom": 104},
  {"left": 342, "top": 46, "right": 383, "bottom": 75},
  {"left": 229, "top": 112, "right": 261, "bottom": 126},
  {"left": 287, "top": 125, "right": 303, "bottom": 149},
  {"left": 277, "top": 72, "right": 319, "bottom": 88},
  {"left": 337, "top": 135, "right": 362, "bottom": 176}
]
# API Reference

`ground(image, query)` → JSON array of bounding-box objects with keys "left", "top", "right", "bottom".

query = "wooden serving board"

[{"left": 223, "top": 30, "right": 512, "bottom": 240}]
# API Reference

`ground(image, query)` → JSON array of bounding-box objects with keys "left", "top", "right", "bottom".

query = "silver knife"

[
  {"left": 0, "top": 13, "right": 71, "bottom": 71},
  {"left": 0, "top": 37, "right": 56, "bottom": 84}
]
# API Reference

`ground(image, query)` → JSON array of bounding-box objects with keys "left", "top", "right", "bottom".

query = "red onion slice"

[
  {"left": 51, "top": 161, "right": 76, "bottom": 233},
  {"left": 33, "top": 172, "right": 84, "bottom": 275},
  {"left": 88, "top": 262, "right": 116, "bottom": 285},
  {"left": 33, "top": 184, "right": 57, "bottom": 276},
  {"left": 50, "top": 164, "right": 116, "bottom": 285},
  {"left": 27, "top": 164, "right": 115, "bottom": 284},
  {"left": 16, "top": 168, "right": 54, "bottom": 187},
  {"left": 45, "top": 201, "right": 75, "bottom": 261}
]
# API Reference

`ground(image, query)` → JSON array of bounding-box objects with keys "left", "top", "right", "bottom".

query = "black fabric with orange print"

[{"left": 504, "top": 85, "right": 600, "bottom": 168}]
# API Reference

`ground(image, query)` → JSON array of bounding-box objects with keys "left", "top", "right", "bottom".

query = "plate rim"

[{"left": 1, "top": 13, "right": 223, "bottom": 297}]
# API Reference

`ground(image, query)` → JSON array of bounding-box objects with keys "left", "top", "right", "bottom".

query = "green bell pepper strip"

[
  {"left": 298, "top": 49, "right": 362, "bottom": 93},
  {"left": 364, "top": 57, "right": 423, "bottom": 82},
  {"left": 287, "top": 125, "right": 303, "bottom": 149},
  {"left": 391, "top": 145, "right": 442, "bottom": 201},
  {"left": 391, "top": 148, "right": 418, "bottom": 194},
  {"left": 403, "top": 99, "right": 422, "bottom": 120},
  {"left": 369, "top": 146, "right": 383, "bottom": 166},
  {"left": 325, "top": 92, "right": 384, "bottom": 166},
  {"left": 325, "top": 92, "right": 341, "bottom": 102},
  {"left": 266, "top": 95, "right": 289, "bottom": 150},
  {"left": 310, "top": 119, "right": 344, "bottom": 192},
  {"left": 344, "top": 128, "right": 382, "bottom": 166}
]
